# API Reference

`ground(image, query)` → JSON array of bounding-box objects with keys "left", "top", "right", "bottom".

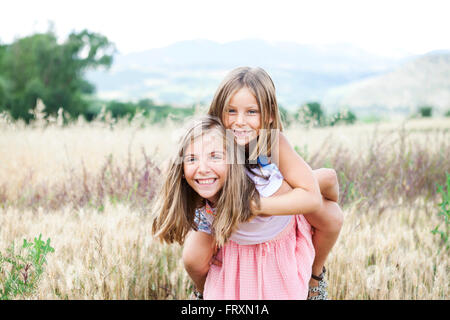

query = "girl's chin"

[
  {"left": 197, "top": 191, "right": 219, "bottom": 202},
  {"left": 234, "top": 136, "right": 258, "bottom": 146}
]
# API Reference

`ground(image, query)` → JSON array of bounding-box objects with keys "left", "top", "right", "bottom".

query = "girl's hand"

[
  {"left": 249, "top": 199, "right": 260, "bottom": 220},
  {"left": 209, "top": 255, "right": 222, "bottom": 267},
  {"left": 249, "top": 199, "right": 270, "bottom": 219},
  {"left": 209, "top": 245, "right": 222, "bottom": 267}
]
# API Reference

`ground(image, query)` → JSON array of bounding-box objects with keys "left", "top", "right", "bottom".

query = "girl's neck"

[{"left": 205, "top": 197, "right": 217, "bottom": 208}]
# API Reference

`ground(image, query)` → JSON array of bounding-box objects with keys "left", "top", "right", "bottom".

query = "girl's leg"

[
  {"left": 182, "top": 231, "right": 216, "bottom": 294},
  {"left": 306, "top": 169, "right": 344, "bottom": 297},
  {"left": 314, "top": 168, "right": 339, "bottom": 202},
  {"left": 305, "top": 198, "right": 343, "bottom": 285}
]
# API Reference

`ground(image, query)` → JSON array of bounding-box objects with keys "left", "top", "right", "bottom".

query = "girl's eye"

[
  {"left": 227, "top": 108, "right": 236, "bottom": 114},
  {"left": 184, "top": 156, "right": 196, "bottom": 163},
  {"left": 248, "top": 109, "right": 258, "bottom": 114},
  {"left": 210, "top": 152, "right": 224, "bottom": 160}
]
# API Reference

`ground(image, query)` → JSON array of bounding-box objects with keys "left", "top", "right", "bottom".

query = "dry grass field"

[{"left": 0, "top": 114, "right": 449, "bottom": 299}]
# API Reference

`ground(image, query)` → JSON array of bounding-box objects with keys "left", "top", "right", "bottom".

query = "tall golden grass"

[{"left": 0, "top": 113, "right": 448, "bottom": 299}]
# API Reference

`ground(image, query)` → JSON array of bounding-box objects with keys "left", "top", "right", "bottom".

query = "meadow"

[{"left": 0, "top": 112, "right": 449, "bottom": 299}]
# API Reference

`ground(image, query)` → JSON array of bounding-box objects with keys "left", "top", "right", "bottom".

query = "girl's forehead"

[
  {"left": 185, "top": 131, "right": 225, "bottom": 152},
  {"left": 229, "top": 86, "right": 256, "bottom": 101}
]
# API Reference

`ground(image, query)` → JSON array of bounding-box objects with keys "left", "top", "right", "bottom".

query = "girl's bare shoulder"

[
  {"left": 277, "top": 132, "right": 302, "bottom": 165},
  {"left": 276, "top": 132, "right": 314, "bottom": 187}
]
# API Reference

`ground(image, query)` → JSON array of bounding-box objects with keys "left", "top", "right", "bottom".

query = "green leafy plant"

[
  {"left": 0, "top": 234, "right": 55, "bottom": 300},
  {"left": 418, "top": 105, "right": 433, "bottom": 118},
  {"left": 294, "top": 144, "right": 309, "bottom": 160},
  {"left": 431, "top": 173, "right": 450, "bottom": 250},
  {"left": 296, "top": 102, "right": 326, "bottom": 127},
  {"left": 337, "top": 171, "right": 360, "bottom": 205},
  {"left": 329, "top": 108, "right": 357, "bottom": 126}
]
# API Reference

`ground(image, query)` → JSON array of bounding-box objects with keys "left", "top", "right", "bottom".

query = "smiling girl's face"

[
  {"left": 183, "top": 132, "right": 228, "bottom": 205},
  {"left": 222, "top": 86, "right": 263, "bottom": 146}
]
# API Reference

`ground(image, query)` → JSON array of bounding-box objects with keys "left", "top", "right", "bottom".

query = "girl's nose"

[
  {"left": 197, "top": 158, "right": 211, "bottom": 173},
  {"left": 236, "top": 112, "right": 245, "bottom": 126}
]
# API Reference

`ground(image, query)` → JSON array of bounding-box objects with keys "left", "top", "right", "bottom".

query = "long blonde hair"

[
  {"left": 208, "top": 66, "right": 283, "bottom": 162},
  {"left": 151, "top": 115, "right": 259, "bottom": 246}
]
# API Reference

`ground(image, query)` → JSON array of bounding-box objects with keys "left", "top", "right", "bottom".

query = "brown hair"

[
  {"left": 151, "top": 115, "right": 259, "bottom": 246},
  {"left": 207, "top": 66, "right": 283, "bottom": 162}
]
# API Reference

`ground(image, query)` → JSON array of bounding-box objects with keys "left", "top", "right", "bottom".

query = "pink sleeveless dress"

[{"left": 198, "top": 164, "right": 315, "bottom": 300}]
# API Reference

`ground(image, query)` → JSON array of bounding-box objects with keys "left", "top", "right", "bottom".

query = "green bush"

[
  {"left": 0, "top": 234, "right": 55, "bottom": 300},
  {"left": 91, "top": 99, "right": 196, "bottom": 123},
  {"left": 432, "top": 173, "right": 450, "bottom": 251},
  {"left": 418, "top": 105, "right": 433, "bottom": 117},
  {"left": 296, "top": 102, "right": 325, "bottom": 126},
  {"left": 329, "top": 108, "right": 357, "bottom": 126},
  {"left": 279, "top": 105, "right": 293, "bottom": 127}
]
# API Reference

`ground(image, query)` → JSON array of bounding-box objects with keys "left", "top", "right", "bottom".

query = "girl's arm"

[
  {"left": 253, "top": 133, "right": 323, "bottom": 216},
  {"left": 182, "top": 231, "right": 216, "bottom": 293}
]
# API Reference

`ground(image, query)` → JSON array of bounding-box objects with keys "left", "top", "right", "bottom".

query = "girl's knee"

[
  {"left": 328, "top": 201, "right": 344, "bottom": 233},
  {"left": 317, "top": 201, "right": 344, "bottom": 234},
  {"left": 315, "top": 168, "right": 338, "bottom": 190},
  {"left": 334, "top": 203, "right": 344, "bottom": 229},
  {"left": 323, "top": 168, "right": 338, "bottom": 189}
]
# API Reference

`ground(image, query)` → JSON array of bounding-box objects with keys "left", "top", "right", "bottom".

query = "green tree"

[
  {"left": 278, "top": 105, "right": 293, "bottom": 127},
  {"left": 91, "top": 98, "right": 196, "bottom": 124},
  {"left": 0, "top": 29, "right": 115, "bottom": 122},
  {"left": 329, "top": 108, "right": 357, "bottom": 126},
  {"left": 418, "top": 105, "right": 433, "bottom": 117},
  {"left": 106, "top": 100, "right": 138, "bottom": 120},
  {"left": 0, "top": 77, "right": 9, "bottom": 112},
  {"left": 0, "top": 44, "right": 7, "bottom": 111},
  {"left": 296, "top": 102, "right": 325, "bottom": 126}
]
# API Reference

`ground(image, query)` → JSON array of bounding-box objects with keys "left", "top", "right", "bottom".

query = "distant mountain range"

[
  {"left": 323, "top": 51, "right": 450, "bottom": 115},
  {"left": 86, "top": 39, "right": 450, "bottom": 116}
]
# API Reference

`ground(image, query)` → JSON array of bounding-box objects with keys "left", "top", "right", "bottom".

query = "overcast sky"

[{"left": 1, "top": 0, "right": 449, "bottom": 57}]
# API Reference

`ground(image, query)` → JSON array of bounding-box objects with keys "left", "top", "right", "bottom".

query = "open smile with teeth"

[
  {"left": 195, "top": 178, "right": 217, "bottom": 185},
  {"left": 233, "top": 129, "right": 253, "bottom": 137}
]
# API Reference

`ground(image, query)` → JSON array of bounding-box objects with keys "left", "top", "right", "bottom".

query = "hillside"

[
  {"left": 323, "top": 52, "right": 450, "bottom": 115},
  {"left": 86, "top": 39, "right": 401, "bottom": 109}
]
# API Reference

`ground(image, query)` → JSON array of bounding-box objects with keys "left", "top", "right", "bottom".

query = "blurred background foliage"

[
  {"left": 0, "top": 30, "right": 114, "bottom": 122},
  {"left": 1, "top": 29, "right": 448, "bottom": 126}
]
